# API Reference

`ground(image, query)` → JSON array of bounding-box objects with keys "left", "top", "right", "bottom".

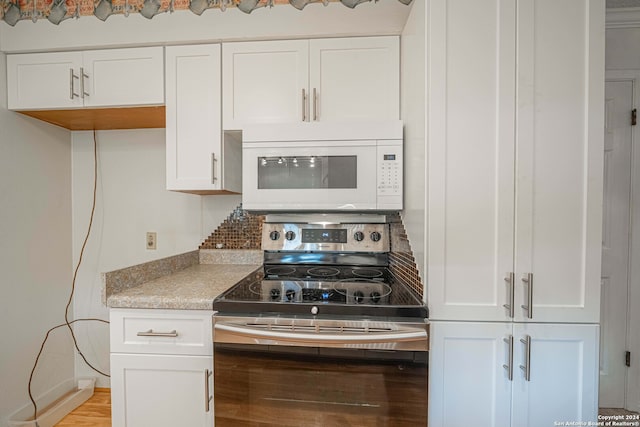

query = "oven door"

[
  {"left": 213, "top": 316, "right": 428, "bottom": 427},
  {"left": 241, "top": 140, "right": 402, "bottom": 211}
]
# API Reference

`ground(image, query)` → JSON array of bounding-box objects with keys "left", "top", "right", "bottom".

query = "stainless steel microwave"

[{"left": 240, "top": 121, "right": 403, "bottom": 212}]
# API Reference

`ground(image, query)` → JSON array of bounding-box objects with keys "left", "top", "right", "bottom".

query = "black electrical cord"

[
  {"left": 63, "top": 130, "right": 110, "bottom": 378},
  {"left": 28, "top": 130, "right": 110, "bottom": 424},
  {"left": 28, "top": 318, "right": 109, "bottom": 422}
]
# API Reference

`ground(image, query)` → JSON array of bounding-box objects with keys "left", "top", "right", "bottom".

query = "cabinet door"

[
  {"left": 82, "top": 47, "right": 164, "bottom": 108},
  {"left": 7, "top": 51, "right": 83, "bottom": 110},
  {"left": 514, "top": 0, "right": 604, "bottom": 323},
  {"left": 427, "top": 0, "right": 517, "bottom": 321},
  {"left": 111, "top": 353, "right": 213, "bottom": 427},
  {"left": 308, "top": 36, "right": 399, "bottom": 122},
  {"left": 166, "top": 45, "right": 222, "bottom": 191},
  {"left": 222, "top": 40, "right": 308, "bottom": 129},
  {"left": 511, "top": 323, "right": 599, "bottom": 427},
  {"left": 428, "top": 321, "right": 513, "bottom": 427}
]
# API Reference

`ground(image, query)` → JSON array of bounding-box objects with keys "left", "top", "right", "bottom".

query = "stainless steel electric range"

[{"left": 212, "top": 216, "right": 429, "bottom": 427}]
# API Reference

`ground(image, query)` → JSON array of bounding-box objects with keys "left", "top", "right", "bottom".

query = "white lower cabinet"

[
  {"left": 109, "top": 309, "right": 213, "bottom": 427},
  {"left": 428, "top": 321, "right": 600, "bottom": 427},
  {"left": 110, "top": 354, "right": 213, "bottom": 427}
]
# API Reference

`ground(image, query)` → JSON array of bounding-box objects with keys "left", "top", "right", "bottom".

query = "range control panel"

[{"left": 262, "top": 223, "right": 389, "bottom": 253}]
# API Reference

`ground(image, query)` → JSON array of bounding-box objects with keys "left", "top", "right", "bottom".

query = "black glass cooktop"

[{"left": 213, "top": 267, "right": 428, "bottom": 318}]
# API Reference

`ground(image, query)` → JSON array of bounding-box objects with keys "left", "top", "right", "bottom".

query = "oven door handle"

[{"left": 214, "top": 322, "right": 428, "bottom": 350}]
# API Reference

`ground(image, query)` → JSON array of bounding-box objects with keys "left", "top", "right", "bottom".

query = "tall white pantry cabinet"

[{"left": 426, "top": 1, "right": 604, "bottom": 427}]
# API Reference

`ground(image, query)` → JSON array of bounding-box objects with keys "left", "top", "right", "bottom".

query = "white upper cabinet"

[
  {"left": 308, "top": 37, "right": 399, "bottom": 123},
  {"left": 513, "top": 0, "right": 604, "bottom": 323},
  {"left": 222, "top": 40, "right": 308, "bottom": 128},
  {"left": 222, "top": 36, "right": 399, "bottom": 129},
  {"left": 427, "top": 0, "right": 604, "bottom": 324},
  {"left": 427, "top": 0, "right": 516, "bottom": 322},
  {"left": 7, "top": 52, "right": 83, "bottom": 109},
  {"left": 166, "top": 44, "right": 240, "bottom": 194},
  {"left": 80, "top": 47, "right": 164, "bottom": 108},
  {"left": 7, "top": 47, "right": 164, "bottom": 110}
]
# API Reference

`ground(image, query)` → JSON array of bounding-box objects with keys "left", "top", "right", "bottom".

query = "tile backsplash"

[
  {"left": 199, "top": 205, "right": 264, "bottom": 250},
  {"left": 388, "top": 213, "right": 424, "bottom": 297},
  {"left": 199, "top": 206, "right": 424, "bottom": 297}
]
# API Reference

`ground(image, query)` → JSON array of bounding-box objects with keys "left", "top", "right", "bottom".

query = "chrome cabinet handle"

[
  {"left": 70, "top": 69, "right": 79, "bottom": 99},
  {"left": 519, "top": 335, "right": 531, "bottom": 381},
  {"left": 211, "top": 153, "right": 218, "bottom": 184},
  {"left": 80, "top": 67, "right": 89, "bottom": 99},
  {"left": 204, "top": 369, "right": 213, "bottom": 412},
  {"left": 136, "top": 329, "right": 178, "bottom": 337},
  {"left": 521, "top": 273, "right": 533, "bottom": 319},
  {"left": 503, "top": 335, "right": 514, "bottom": 381},
  {"left": 302, "top": 88, "right": 307, "bottom": 122},
  {"left": 313, "top": 87, "right": 318, "bottom": 121},
  {"left": 503, "top": 272, "right": 515, "bottom": 318}
]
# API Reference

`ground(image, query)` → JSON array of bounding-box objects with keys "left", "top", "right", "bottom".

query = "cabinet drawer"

[{"left": 110, "top": 309, "right": 213, "bottom": 356}]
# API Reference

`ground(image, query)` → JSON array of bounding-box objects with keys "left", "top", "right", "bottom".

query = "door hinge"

[
  {"left": 633, "top": 109, "right": 637, "bottom": 126},
  {"left": 626, "top": 351, "right": 631, "bottom": 367}
]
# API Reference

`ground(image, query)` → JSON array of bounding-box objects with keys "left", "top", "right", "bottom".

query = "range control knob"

[
  {"left": 354, "top": 291, "right": 365, "bottom": 304},
  {"left": 285, "top": 231, "right": 296, "bottom": 241},
  {"left": 354, "top": 231, "right": 365, "bottom": 242},
  {"left": 370, "top": 231, "right": 382, "bottom": 242},
  {"left": 371, "top": 292, "right": 381, "bottom": 304},
  {"left": 269, "top": 230, "right": 280, "bottom": 241}
]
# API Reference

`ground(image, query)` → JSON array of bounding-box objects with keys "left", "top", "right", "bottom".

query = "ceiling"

[{"left": 607, "top": 0, "right": 640, "bottom": 7}]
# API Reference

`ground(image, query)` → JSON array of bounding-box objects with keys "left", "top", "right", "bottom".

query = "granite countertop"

[{"left": 103, "top": 249, "right": 262, "bottom": 310}]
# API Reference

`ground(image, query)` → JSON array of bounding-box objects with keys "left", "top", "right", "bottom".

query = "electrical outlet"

[{"left": 146, "top": 232, "right": 157, "bottom": 250}]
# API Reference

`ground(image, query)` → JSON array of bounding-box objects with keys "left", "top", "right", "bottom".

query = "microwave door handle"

[{"left": 214, "top": 323, "right": 427, "bottom": 344}]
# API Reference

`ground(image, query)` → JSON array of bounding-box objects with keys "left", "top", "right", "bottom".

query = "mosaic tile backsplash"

[
  {"left": 199, "top": 206, "right": 424, "bottom": 297},
  {"left": 199, "top": 205, "right": 265, "bottom": 250},
  {"left": 387, "top": 213, "right": 424, "bottom": 298}
]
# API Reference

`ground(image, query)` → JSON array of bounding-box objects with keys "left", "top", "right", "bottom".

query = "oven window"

[
  {"left": 214, "top": 344, "right": 428, "bottom": 427},
  {"left": 257, "top": 156, "right": 357, "bottom": 189}
]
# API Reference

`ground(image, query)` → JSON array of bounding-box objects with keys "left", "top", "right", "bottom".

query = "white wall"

[
  {"left": 0, "top": 53, "right": 74, "bottom": 425},
  {"left": 0, "top": 2, "right": 410, "bottom": 53},
  {"left": 607, "top": 27, "right": 640, "bottom": 69},
  {"left": 400, "top": 1, "right": 426, "bottom": 284},
  {"left": 71, "top": 129, "right": 240, "bottom": 387}
]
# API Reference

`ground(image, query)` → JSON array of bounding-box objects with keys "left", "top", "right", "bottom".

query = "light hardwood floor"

[
  {"left": 54, "top": 388, "right": 111, "bottom": 427},
  {"left": 52, "top": 390, "right": 638, "bottom": 427}
]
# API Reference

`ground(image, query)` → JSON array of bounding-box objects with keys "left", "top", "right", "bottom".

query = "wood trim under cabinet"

[
  {"left": 173, "top": 189, "right": 241, "bottom": 195},
  {"left": 16, "top": 106, "right": 165, "bottom": 130}
]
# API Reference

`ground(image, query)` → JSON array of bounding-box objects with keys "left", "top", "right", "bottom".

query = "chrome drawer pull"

[
  {"left": 211, "top": 152, "right": 218, "bottom": 184},
  {"left": 302, "top": 88, "right": 308, "bottom": 122},
  {"left": 503, "top": 272, "right": 515, "bottom": 318},
  {"left": 204, "top": 369, "right": 212, "bottom": 412},
  {"left": 136, "top": 329, "right": 178, "bottom": 337},
  {"left": 521, "top": 273, "right": 534, "bottom": 319},
  {"left": 70, "top": 69, "right": 79, "bottom": 99},
  {"left": 502, "top": 335, "right": 514, "bottom": 381},
  {"left": 313, "top": 87, "right": 318, "bottom": 121},
  {"left": 80, "top": 67, "right": 89, "bottom": 99},
  {"left": 519, "top": 335, "right": 532, "bottom": 381}
]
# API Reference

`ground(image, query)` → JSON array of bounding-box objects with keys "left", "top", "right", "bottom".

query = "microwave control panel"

[{"left": 376, "top": 142, "right": 403, "bottom": 209}]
